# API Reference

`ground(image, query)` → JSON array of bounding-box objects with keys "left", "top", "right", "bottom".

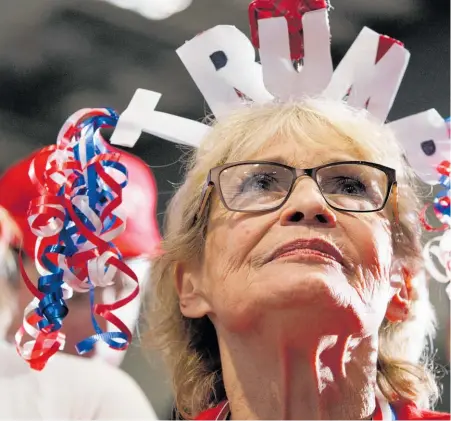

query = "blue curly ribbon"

[
  {"left": 35, "top": 108, "right": 132, "bottom": 353},
  {"left": 433, "top": 117, "right": 451, "bottom": 223}
]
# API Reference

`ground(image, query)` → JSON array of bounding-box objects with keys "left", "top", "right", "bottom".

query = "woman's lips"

[{"left": 268, "top": 238, "right": 344, "bottom": 266}]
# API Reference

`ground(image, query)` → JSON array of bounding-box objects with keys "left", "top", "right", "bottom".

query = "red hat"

[{"left": 0, "top": 145, "right": 162, "bottom": 260}]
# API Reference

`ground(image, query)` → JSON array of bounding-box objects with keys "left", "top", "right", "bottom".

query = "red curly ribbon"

[{"left": 16, "top": 108, "right": 141, "bottom": 369}]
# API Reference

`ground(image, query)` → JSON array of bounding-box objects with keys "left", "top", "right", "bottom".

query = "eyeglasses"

[{"left": 195, "top": 161, "right": 397, "bottom": 221}]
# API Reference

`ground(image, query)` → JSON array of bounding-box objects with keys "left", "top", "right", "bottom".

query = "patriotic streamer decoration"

[
  {"left": 420, "top": 159, "right": 451, "bottom": 232},
  {"left": 423, "top": 230, "right": 451, "bottom": 299},
  {"left": 15, "top": 108, "right": 139, "bottom": 370},
  {"left": 421, "top": 118, "right": 451, "bottom": 298}
]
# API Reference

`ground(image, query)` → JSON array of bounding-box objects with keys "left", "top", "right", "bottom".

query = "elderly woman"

[{"left": 147, "top": 98, "right": 450, "bottom": 420}]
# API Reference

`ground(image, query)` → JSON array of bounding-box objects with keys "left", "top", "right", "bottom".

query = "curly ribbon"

[
  {"left": 16, "top": 108, "right": 139, "bottom": 370},
  {"left": 423, "top": 231, "right": 451, "bottom": 299},
  {"left": 419, "top": 160, "right": 450, "bottom": 231},
  {"left": 420, "top": 119, "right": 451, "bottom": 298}
]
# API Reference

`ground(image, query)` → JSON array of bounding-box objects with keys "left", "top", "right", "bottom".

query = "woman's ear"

[
  {"left": 174, "top": 261, "right": 212, "bottom": 319},
  {"left": 385, "top": 266, "right": 413, "bottom": 323}
]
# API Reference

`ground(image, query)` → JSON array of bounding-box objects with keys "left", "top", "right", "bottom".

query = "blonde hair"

[{"left": 145, "top": 98, "right": 439, "bottom": 418}]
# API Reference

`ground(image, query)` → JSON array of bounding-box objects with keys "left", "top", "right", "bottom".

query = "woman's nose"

[{"left": 279, "top": 178, "right": 337, "bottom": 227}]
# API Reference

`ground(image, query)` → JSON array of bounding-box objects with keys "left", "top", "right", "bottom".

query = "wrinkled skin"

[{"left": 177, "top": 138, "right": 408, "bottom": 419}]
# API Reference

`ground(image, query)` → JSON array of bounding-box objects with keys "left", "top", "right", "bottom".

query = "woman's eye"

[
  {"left": 240, "top": 173, "right": 277, "bottom": 193},
  {"left": 329, "top": 177, "right": 367, "bottom": 196}
]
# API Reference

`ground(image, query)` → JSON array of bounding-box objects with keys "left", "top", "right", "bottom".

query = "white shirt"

[{"left": 0, "top": 342, "right": 158, "bottom": 420}]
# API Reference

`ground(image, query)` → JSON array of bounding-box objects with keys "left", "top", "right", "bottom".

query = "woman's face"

[{"left": 180, "top": 136, "right": 401, "bottom": 339}]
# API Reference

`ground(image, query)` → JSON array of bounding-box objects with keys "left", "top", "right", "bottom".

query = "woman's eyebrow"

[
  {"left": 250, "top": 155, "right": 290, "bottom": 164},
  {"left": 252, "top": 154, "right": 356, "bottom": 167}
]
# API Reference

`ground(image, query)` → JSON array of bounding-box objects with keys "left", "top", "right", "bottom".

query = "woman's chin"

[
  {"left": 248, "top": 265, "right": 364, "bottom": 318},
  {"left": 261, "top": 258, "right": 346, "bottom": 284}
]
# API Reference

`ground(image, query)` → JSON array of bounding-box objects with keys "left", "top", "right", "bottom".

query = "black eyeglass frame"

[{"left": 194, "top": 160, "right": 398, "bottom": 223}]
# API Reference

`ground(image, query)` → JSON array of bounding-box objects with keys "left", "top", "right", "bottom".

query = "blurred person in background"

[{"left": 0, "top": 146, "right": 161, "bottom": 419}]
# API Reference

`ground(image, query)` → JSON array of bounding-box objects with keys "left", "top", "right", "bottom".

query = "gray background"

[{"left": 0, "top": 0, "right": 449, "bottom": 418}]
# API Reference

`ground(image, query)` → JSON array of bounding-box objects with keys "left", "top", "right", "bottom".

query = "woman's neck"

[{"left": 218, "top": 330, "right": 379, "bottom": 420}]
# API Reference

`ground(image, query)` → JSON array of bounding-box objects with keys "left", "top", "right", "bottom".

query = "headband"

[{"left": 110, "top": 0, "right": 451, "bottom": 292}]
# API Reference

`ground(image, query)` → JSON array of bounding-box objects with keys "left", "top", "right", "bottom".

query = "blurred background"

[{"left": 0, "top": 0, "right": 449, "bottom": 418}]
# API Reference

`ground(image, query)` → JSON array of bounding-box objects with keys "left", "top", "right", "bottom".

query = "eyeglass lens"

[{"left": 218, "top": 163, "right": 389, "bottom": 212}]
